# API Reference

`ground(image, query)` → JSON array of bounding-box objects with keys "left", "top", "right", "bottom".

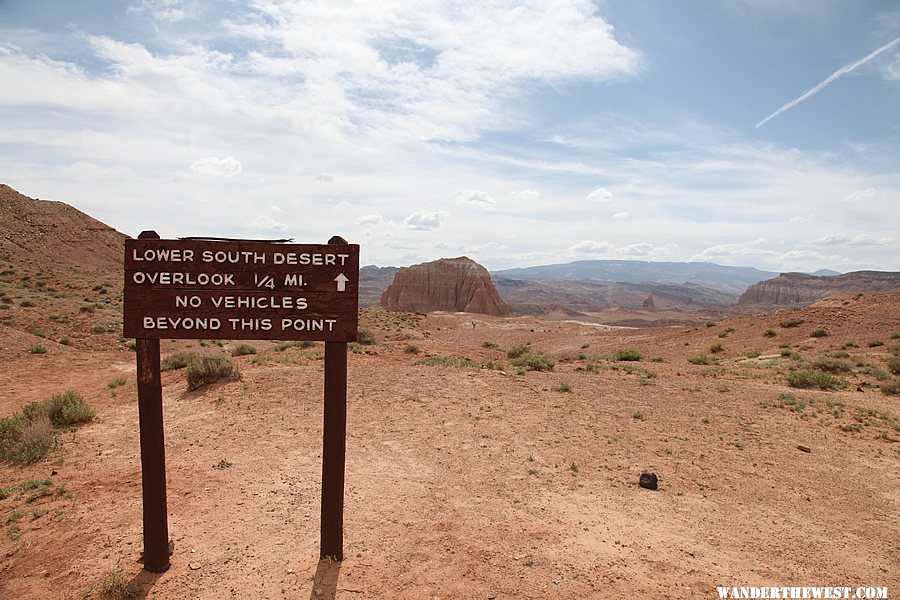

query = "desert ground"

[{"left": 1, "top": 295, "right": 898, "bottom": 599}]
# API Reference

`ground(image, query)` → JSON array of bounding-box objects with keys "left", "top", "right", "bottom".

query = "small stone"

[
  {"left": 189, "top": 562, "right": 202, "bottom": 570},
  {"left": 639, "top": 472, "right": 658, "bottom": 490},
  {"left": 797, "top": 444, "right": 811, "bottom": 453}
]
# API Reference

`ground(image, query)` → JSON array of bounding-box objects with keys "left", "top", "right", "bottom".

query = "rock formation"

[
  {"left": 737, "top": 271, "right": 900, "bottom": 305},
  {"left": 380, "top": 257, "right": 512, "bottom": 316},
  {"left": 642, "top": 294, "right": 655, "bottom": 310}
]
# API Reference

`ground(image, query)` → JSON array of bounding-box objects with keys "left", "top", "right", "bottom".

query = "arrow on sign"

[{"left": 334, "top": 273, "right": 349, "bottom": 292}]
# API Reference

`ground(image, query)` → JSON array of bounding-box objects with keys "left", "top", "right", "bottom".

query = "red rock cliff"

[
  {"left": 737, "top": 271, "right": 900, "bottom": 305},
  {"left": 380, "top": 257, "right": 512, "bottom": 316}
]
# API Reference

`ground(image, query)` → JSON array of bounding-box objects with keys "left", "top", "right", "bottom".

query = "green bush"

[
  {"left": 763, "top": 328, "right": 777, "bottom": 337},
  {"left": 510, "top": 353, "right": 555, "bottom": 372},
  {"left": 709, "top": 343, "right": 724, "bottom": 354},
  {"left": 552, "top": 382, "right": 573, "bottom": 393},
  {"left": 186, "top": 356, "right": 237, "bottom": 390},
  {"left": 688, "top": 354, "right": 713, "bottom": 365},
  {"left": 612, "top": 349, "right": 643, "bottom": 362},
  {"left": 811, "top": 357, "right": 852, "bottom": 373},
  {"left": 415, "top": 355, "right": 479, "bottom": 368},
  {"left": 231, "top": 344, "right": 257, "bottom": 357},
  {"left": 786, "top": 370, "right": 845, "bottom": 390},
  {"left": 779, "top": 318, "right": 804, "bottom": 328},
  {"left": 160, "top": 351, "right": 200, "bottom": 371},
  {"left": 881, "top": 378, "right": 900, "bottom": 396},
  {"left": 28, "top": 345, "right": 47, "bottom": 355},
  {"left": 810, "top": 329, "right": 828, "bottom": 338},
  {"left": 403, "top": 344, "right": 421, "bottom": 354},
  {"left": 506, "top": 343, "right": 531, "bottom": 359},
  {"left": 356, "top": 327, "right": 376, "bottom": 345},
  {"left": 867, "top": 340, "right": 884, "bottom": 348},
  {"left": 46, "top": 391, "right": 95, "bottom": 427},
  {"left": 887, "top": 355, "right": 900, "bottom": 375},
  {"left": 0, "top": 414, "right": 57, "bottom": 465}
]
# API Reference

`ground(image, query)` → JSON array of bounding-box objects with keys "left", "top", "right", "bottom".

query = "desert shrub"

[
  {"left": 510, "top": 353, "right": 555, "bottom": 372},
  {"left": 160, "top": 351, "right": 199, "bottom": 371},
  {"left": 99, "top": 569, "right": 138, "bottom": 599},
  {"left": 786, "top": 370, "right": 845, "bottom": 390},
  {"left": 810, "top": 329, "right": 828, "bottom": 338},
  {"left": 0, "top": 414, "right": 57, "bottom": 465},
  {"left": 612, "top": 349, "right": 643, "bottom": 362},
  {"left": 46, "top": 391, "right": 95, "bottom": 427},
  {"left": 552, "top": 382, "right": 572, "bottom": 393},
  {"left": 403, "top": 344, "right": 421, "bottom": 354},
  {"left": 356, "top": 327, "right": 376, "bottom": 345},
  {"left": 780, "top": 348, "right": 794, "bottom": 357},
  {"left": 482, "top": 341, "right": 499, "bottom": 349},
  {"left": 812, "top": 357, "right": 852, "bottom": 373},
  {"left": 887, "top": 355, "right": 900, "bottom": 375},
  {"left": 867, "top": 340, "right": 884, "bottom": 348},
  {"left": 59, "top": 338, "right": 71, "bottom": 346},
  {"left": 688, "top": 354, "right": 713, "bottom": 365},
  {"left": 506, "top": 343, "right": 531, "bottom": 359},
  {"left": 862, "top": 366, "right": 889, "bottom": 381},
  {"left": 186, "top": 356, "right": 237, "bottom": 390},
  {"left": 881, "top": 379, "right": 900, "bottom": 396},
  {"left": 709, "top": 343, "right": 724, "bottom": 354},
  {"left": 28, "top": 345, "right": 47, "bottom": 355},
  {"left": 415, "top": 355, "right": 479, "bottom": 368},
  {"left": 745, "top": 350, "right": 762, "bottom": 358},
  {"left": 763, "top": 328, "right": 777, "bottom": 337},
  {"left": 19, "top": 300, "right": 35, "bottom": 308},
  {"left": 481, "top": 360, "right": 506, "bottom": 370},
  {"left": 779, "top": 318, "right": 804, "bottom": 328},
  {"left": 231, "top": 344, "right": 257, "bottom": 357},
  {"left": 107, "top": 377, "right": 127, "bottom": 389},
  {"left": 891, "top": 331, "right": 900, "bottom": 340}
]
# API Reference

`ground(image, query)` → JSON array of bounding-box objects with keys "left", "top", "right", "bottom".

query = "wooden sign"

[
  {"left": 124, "top": 238, "right": 360, "bottom": 341},
  {"left": 126, "top": 232, "right": 355, "bottom": 573}
]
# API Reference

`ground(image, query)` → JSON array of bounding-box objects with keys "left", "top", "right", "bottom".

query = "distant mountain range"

[{"left": 492, "top": 260, "right": 780, "bottom": 295}]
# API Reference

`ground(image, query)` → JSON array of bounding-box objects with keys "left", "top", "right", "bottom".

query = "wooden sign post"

[{"left": 124, "top": 232, "right": 359, "bottom": 570}]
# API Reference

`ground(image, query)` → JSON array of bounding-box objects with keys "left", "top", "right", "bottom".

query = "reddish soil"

[{"left": 1, "top": 296, "right": 899, "bottom": 599}]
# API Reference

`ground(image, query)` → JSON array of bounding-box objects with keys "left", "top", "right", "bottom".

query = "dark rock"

[{"left": 639, "top": 472, "right": 658, "bottom": 490}]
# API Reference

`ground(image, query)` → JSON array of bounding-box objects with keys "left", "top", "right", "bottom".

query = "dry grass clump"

[
  {"left": 0, "top": 391, "right": 94, "bottom": 464},
  {"left": 186, "top": 356, "right": 239, "bottom": 391}
]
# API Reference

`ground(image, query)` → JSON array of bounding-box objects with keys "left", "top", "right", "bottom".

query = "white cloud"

[
  {"left": 250, "top": 215, "right": 286, "bottom": 231},
  {"left": 316, "top": 172, "right": 335, "bottom": 182},
  {"left": 356, "top": 213, "right": 384, "bottom": 226},
  {"left": 270, "top": 205, "right": 283, "bottom": 213},
  {"left": 807, "top": 234, "right": 894, "bottom": 247},
  {"left": 455, "top": 189, "right": 496, "bottom": 210},
  {"left": 403, "top": 210, "right": 447, "bottom": 231},
  {"left": 586, "top": 187, "right": 613, "bottom": 202},
  {"left": 510, "top": 189, "right": 540, "bottom": 201},
  {"left": 618, "top": 243, "right": 675, "bottom": 257},
  {"left": 128, "top": 0, "right": 187, "bottom": 23},
  {"left": 842, "top": 187, "right": 875, "bottom": 203},
  {"left": 612, "top": 211, "right": 629, "bottom": 220},
  {"left": 570, "top": 240, "right": 613, "bottom": 253},
  {"left": 190, "top": 156, "right": 242, "bottom": 177},
  {"left": 689, "top": 239, "right": 777, "bottom": 261}
]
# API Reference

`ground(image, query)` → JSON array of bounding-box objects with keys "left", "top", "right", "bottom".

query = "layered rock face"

[
  {"left": 380, "top": 257, "right": 512, "bottom": 316},
  {"left": 738, "top": 271, "right": 900, "bottom": 305}
]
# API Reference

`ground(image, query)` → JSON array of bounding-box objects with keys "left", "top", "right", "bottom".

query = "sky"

[{"left": 1, "top": 0, "right": 898, "bottom": 273}]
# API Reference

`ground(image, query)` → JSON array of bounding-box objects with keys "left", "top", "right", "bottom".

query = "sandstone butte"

[
  {"left": 737, "top": 270, "right": 900, "bottom": 305},
  {"left": 380, "top": 256, "right": 513, "bottom": 316}
]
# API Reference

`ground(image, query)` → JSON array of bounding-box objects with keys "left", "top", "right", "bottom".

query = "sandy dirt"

[{"left": 1, "top": 296, "right": 898, "bottom": 599}]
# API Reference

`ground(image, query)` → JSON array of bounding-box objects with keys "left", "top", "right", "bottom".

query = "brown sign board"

[{"left": 124, "top": 239, "right": 360, "bottom": 341}]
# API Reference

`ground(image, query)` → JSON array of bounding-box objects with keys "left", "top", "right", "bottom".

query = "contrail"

[{"left": 756, "top": 36, "right": 900, "bottom": 128}]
